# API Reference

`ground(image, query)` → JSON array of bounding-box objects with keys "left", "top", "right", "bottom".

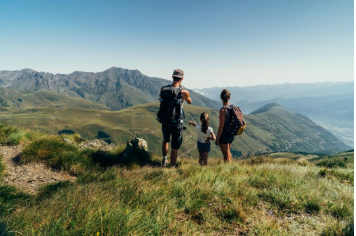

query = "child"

[{"left": 189, "top": 112, "right": 216, "bottom": 165}]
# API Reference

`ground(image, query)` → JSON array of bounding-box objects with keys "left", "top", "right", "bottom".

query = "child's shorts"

[{"left": 197, "top": 141, "right": 211, "bottom": 152}]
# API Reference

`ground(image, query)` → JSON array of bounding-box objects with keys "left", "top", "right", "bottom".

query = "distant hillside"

[
  {"left": 0, "top": 103, "right": 349, "bottom": 156},
  {"left": 0, "top": 87, "right": 110, "bottom": 110},
  {"left": 194, "top": 81, "right": 354, "bottom": 102},
  {"left": 237, "top": 94, "right": 354, "bottom": 147},
  {"left": 194, "top": 83, "right": 354, "bottom": 148},
  {"left": 0, "top": 68, "right": 219, "bottom": 110}
]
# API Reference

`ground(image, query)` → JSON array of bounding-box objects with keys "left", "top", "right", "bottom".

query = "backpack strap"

[{"left": 222, "top": 104, "right": 234, "bottom": 109}]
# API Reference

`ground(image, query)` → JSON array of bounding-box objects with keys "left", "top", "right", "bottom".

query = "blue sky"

[{"left": 0, "top": 0, "right": 353, "bottom": 88}]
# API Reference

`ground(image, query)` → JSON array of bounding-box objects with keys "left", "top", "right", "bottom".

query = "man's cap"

[{"left": 172, "top": 69, "right": 184, "bottom": 78}]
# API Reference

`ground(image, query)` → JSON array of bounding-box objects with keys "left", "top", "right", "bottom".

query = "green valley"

[{"left": 0, "top": 101, "right": 349, "bottom": 157}]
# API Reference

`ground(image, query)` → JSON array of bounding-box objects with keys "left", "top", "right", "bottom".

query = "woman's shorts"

[
  {"left": 197, "top": 141, "right": 211, "bottom": 152},
  {"left": 219, "top": 130, "right": 235, "bottom": 144}
]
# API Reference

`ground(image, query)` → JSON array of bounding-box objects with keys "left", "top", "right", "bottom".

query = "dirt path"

[{"left": 1, "top": 145, "right": 76, "bottom": 194}]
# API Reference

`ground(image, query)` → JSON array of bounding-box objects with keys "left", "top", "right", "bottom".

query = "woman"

[{"left": 216, "top": 89, "right": 235, "bottom": 162}]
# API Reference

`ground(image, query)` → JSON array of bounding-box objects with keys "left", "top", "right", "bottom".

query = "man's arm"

[
  {"left": 181, "top": 89, "right": 192, "bottom": 104},
  {"left": 158, "top": 87, "right": 163, "bottom": 101}
]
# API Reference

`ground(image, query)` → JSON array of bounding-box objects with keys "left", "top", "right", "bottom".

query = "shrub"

[
  {"left": 218, "top": 205, "right": 246, "bottom": 224},
  {"left": 329, "top": 204, "right": 353, "bottom": 219},
  {"left": 321, "top": 221, "right": 354, "bottom": 236},
  {"left": 0, "top": 185, "right": 32, "bottom": 215},
  {"left": 304, "top": 197, "right": 321, "bottom": 213},
  {"left": 318, "top": 169, "right": 353, "bottom": 184},
  {"left": 37, "top": 181, "right": 73, "bottom": 200},
  {"left": 21, "top": 136, "right": 93, "bottom": 173},
  {"left": 316, "top": 159, "right": 346, "bottom": 169},
  {"left": 7, "top": 131, "right": 27, "bottom": 145}
]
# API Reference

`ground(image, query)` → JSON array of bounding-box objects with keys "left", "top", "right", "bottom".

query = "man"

[{"left": 157, "top": 69, "right": 192, "bottom": 167}]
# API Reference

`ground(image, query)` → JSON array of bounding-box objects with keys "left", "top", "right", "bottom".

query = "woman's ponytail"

[{"left": 200, "top": 112, "right": 209, "bottom": 134}]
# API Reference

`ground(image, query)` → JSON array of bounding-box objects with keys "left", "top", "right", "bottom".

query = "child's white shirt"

[{"left": 195, "top": 124, "right": 214, "bottom": 143}]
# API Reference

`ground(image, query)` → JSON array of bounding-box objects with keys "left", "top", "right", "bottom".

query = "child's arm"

[
  {"left": 205, "top": 130, "right": 216, "bottom": 143},
  {"left": 189, "top": 120, "right": 197, "bottom": 127},
  {"left": 210, "top": 132, "right": 216, "bottom": 141}
]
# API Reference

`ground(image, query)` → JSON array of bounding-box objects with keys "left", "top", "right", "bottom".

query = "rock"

[
  {"left": 122, "top": 138, "right": 148, "bottom": 159},
  {"left": 63, "top": 138, "right": 74, "bottom": 145},
  {"left": 78, "top": 139, "right": 116, "bottom": 151},
  {"left": 130, "top": 138, "right": 148, "bottom": 152}
]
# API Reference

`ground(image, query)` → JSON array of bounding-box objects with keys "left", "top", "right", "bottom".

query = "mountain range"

[
  {"left": 0, "top": 68, "right": 219, "bottom": 110},
  {"left": 194, "top": 82, "right": 354, "bottom": 147},
  {"left": 0, "top": 67, "right": 351, "bottom": 155},
  {"left": 194, "top": 82, "right": 354, "bottom": 103}
]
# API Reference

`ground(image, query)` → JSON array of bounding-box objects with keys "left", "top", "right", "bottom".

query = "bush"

[
  {"left": 0, "top": 185, "right": 32, "bottom": 215},
  {"left": 318, "top": 169, "right": 353, "bottom": 184},
  {"left": 329, "top": 204, "right": 353, "bottom": 219},
  {"left": 0, "top": 125, "right": 23, "bottom": 145},
  {"left": 304, "top": 197, "right": 321, "bottom": 213},
  {"left": 218, "top": 205, "right": 246, "bottom": 224},
  {"left": 21, "top": 136, "right": 93, "bottom": 173},
  {"left": 321, "top": 221, "right": 354, "bottom": 236},
  {"left": 20, "top": 136, "right": 149, "bottom": 174},
  {"left": 7, "top": 131, "right": 27, "bottom": 145},
  {"left": 316, "top": 159, "right": 347, "bottom": 169},
  {"left": 37, "top": 181, "right": 73, "bottom": 200}
]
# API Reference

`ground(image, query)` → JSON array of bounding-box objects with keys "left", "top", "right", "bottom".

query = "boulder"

[
  {"left": 79, "top": 139, "right": 116, "bottom": 151},
  {"left": 122, "top": 138, "right": 148, "bottom": 159},
  {"left": 63, "top": 138, "right": 74, "bottom": 145}
]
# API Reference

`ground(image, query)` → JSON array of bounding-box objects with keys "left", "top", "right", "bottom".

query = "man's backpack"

[
  {"left": 225, "top": 105, "right": 246, "bottom": 136},
  {"left": 157, "top": 85, "right": 184, "bottom": 125}
]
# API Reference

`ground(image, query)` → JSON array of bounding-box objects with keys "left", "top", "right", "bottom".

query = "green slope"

[
  {"left": 0, "top": 87, "right": 110, "bottom": 110},
  {"left": 0, "top": 103, "right": 349, "bottom": 156}
]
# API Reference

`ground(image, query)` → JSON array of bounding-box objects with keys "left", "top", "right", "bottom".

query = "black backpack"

[{"left": 157, "top": 85, "right": 184, "bottom": 125}]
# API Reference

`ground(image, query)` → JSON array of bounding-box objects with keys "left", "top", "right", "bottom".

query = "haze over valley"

[{"left": 194, "top": 82, "right": 354, "bottom": 147}]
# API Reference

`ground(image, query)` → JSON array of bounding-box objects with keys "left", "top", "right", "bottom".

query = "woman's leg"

[
  {"left": 227, "top": 143, "right": 232, "bottom": 162},
  {"left": 219, "top": 144, "right": 231, "bottom": 162},
  {"left": 202, "top": 152, "right": 209, "bottom": 165}
]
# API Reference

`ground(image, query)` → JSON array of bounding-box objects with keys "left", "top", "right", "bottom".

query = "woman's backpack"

[
  {"left": 157, "top": 85, "right": 184, "bottom": 125},
  {"left": 225, "top": 105, "right": 247, "bottom": 136}
]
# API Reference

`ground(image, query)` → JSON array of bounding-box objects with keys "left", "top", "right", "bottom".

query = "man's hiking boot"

[{"left": 162, "top": 157, "right": 168, "bottom": 167}]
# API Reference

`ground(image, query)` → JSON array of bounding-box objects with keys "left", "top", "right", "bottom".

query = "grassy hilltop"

[{"left": 0, "top": 125, "right": 354, "bottom": 235}]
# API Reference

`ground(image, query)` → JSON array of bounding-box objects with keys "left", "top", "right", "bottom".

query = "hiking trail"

[{"left": 1, "top": 144, "right": 76, "bottom": 194}]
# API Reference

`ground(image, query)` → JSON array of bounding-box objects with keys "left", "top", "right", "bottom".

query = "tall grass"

[
  {"left": 20, "top": 135, "right": 155, "bottom": 175},
  {"left": 0, "top": 125, "right": 353, "bottom": 235},
  {"left": 1, "top": 156, "right": 353, "bottom": 235}
]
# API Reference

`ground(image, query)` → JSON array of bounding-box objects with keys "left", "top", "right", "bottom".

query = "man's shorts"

[
  {"left": 162, "top": 124, "right": 183, "bottom": 149},
  {"left": 219, "top": 130, "right": 235, "bottom": 144},
  {"left": 197, "top": 141, "right": 211, "bottom": 152}
]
